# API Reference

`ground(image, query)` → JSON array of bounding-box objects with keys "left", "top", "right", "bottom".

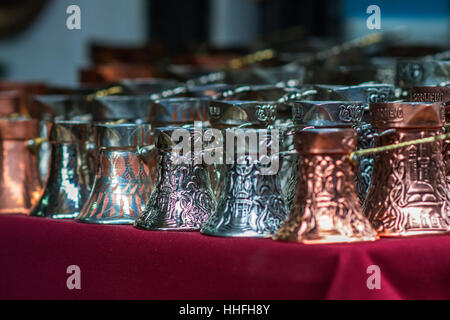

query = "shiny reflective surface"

[
  {"left": 0, "top": 119, "right": 42, "bottom": 215},
  {"left": 364, "top": 102, "right": 450, "bottom": 236},
  {"left": 30, "top": 121, "right": 94, "bottom": 219},
  {"left": 149, "top": 97, "right": 210, "bottom": 127},
  {"left": 201, "top": 129, "right": 287, "bottom": 238},
  {"left": 77, "top": 123, "right": 152, "bottom": 224},
  {"left": 290, "top": 100, "right": 371, "bottom": 204},
  {"left": 94, "top": 95, "right": 153, "bottom": 122},
  {"left": 275, "top": 128, "right": 378, "bottom": 244},
  {"left": 410, "top": 86, "right": 450, "bottom": 185},
  {"left": 311, "top": 84, "right": 395, "bottom": 202},
  {"left": 135, "top": 127, "right": 216, "bottom": 231}
]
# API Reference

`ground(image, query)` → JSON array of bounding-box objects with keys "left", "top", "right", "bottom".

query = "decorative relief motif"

[
  {"left": 363, "top": 130, "right": 450, "bottom": 235},
  {"left": 444, "top": 132, "right": 450, "bottom": 186},
  {"left": 338, "top": 104, "right": 363, "bottom": 123},
  {"left": 367, "top": 87, "right": 392, "bottom": 103},
  {"left": 135, "top": 150, "right": 216, "bottom": 230},
  {"left": 208, "top": 105, "right": 221, "bottom": 119},
  {"left": 371, "top": 105, "right": 404, "bottom": 125},
  {"left": 275, "top": 154, "right": 377, "bottom": 243},
  {"left": 256, "top": 104, "right": 276, "bottom": 122},
  {"left": 201, "top": 161, "right": 287, "bottom": 237},
  {"left": 353, "top": 123, "right": 375, "bottom": 203}
]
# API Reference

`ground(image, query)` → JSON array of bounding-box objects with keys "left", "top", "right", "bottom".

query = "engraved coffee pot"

[
  {"left": 135, "top": 127, "right": 216, "bottom": 231},
  {"left": 311, "top": 83, "right": 396, "bottom": 200},
  {"left": 30, "top": 121, "right": 94, "bottom": 219},
  {"left": 364, "top": 102, "right": 450, "bottom": 236},
  {"left": 207, "top": 100, "right": 291, "bottom": 200},
  {"left": 200, "top": 128, "right": 288, "bottom": 238},
  {"left": 410, "top": 86, "right": 450, "bottom": 185},
  {"left": 274, "top": 128, "right": 378, "bottom": 244},
  {"left": 288, "top": 101, "right": 367, "bottom": 208},
  {"left": 0, "top": 118, "right": 42, "bottom": 215},
  {"left": 76, "top": 123, "right": 152, "bottom": 224}
]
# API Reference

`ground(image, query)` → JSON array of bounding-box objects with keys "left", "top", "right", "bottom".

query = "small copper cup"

[
  {"left": 0, "top": 119, "right": 42, "bottom": 215},
  {"left": 274, "top": 128, "right": 377, "bottom": 244},
  {"left": 364, "top": 102, "right": 450, "bottom": 236}
]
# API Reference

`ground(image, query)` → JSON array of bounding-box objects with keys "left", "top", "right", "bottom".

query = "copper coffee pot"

[
  {"left": 76, "top": 123, "right": 152, "bottom": 224},
  {"left": 0, "top": 118, "right": 42, "bottom": 215},
  {"left": 364, "top": 102, "right": 450, "bottom": 236},
  {"left": 134, "top": 127, "right": 216, "bottom": 231},
  {"left": 410, "top": 86, "right": 450, "bottom": 185},
  {"left": 30, "top": 121, "right": 94, "bottom": 219},
  {"left": 274, "top": 128, "right": 377, "bottom": 244}
]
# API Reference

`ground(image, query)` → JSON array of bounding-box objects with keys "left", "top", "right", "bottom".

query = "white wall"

[
  {"left": 0, "top": 0, "right": 148, "bottom": 86},
  {"left": 209, "top": 0, "right": 260, "bottom": 48}
]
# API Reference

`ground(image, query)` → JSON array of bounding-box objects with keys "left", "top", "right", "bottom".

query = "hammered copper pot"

[
  {"left": 0, "top": 119, "right": 42, "bottom": 215},
  {"left": 410, "top": 86, "right": 450, "bottom": 185},
  {"left": 364, "top": 102, "right": 450, "bottom": 236},
  {"left": 274, "top": 128, "right": 377, "bottom": 244}
]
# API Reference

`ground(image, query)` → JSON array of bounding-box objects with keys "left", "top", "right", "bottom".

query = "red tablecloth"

[{"left": 0, "top": 214, "right": 449, "bottom": 300}]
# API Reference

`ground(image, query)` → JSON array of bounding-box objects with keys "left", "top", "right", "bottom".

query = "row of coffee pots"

[{"left": 0, "top": 84, "right": 448, "bottom": 244}]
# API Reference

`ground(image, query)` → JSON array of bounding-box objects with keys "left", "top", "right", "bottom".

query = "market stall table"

[{"left": 0, "top": 214, "right": 449, "bottom": 299}]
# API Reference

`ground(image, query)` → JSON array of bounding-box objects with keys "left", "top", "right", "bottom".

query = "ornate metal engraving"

[
  {"left": 364, "top": 129, "right": 450, "bottom": 235},
  {"left": 201, "top": 161, "right": 287, "bottom": 238},
  {"left": 135, "top": 153, "right": 215, "bottom": 231},
  {"left": 0, "top": 119, "right": 42, "bottom": 215},
  {"left": 135, "top": 128, "right": 216, "bottom": 231},
  {"left": 256, "top": 104, "right": 276, "bottom": 122},
  {"left": 364, "top": 102, "right": 450, "bottom": 236},
  {"left": 338, "top": 104, "right": 363, "bottom": 122}
]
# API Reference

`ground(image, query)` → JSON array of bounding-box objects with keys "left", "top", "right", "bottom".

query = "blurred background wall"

[
  {"left": 0, "top": 0, "right": 448, "bottom": 85},
  {"left": 343, "top": 0, "right": 450, "bottom": 43},
  {"left": 0, "top": 0, "right": 148, "bottom": 85}
]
